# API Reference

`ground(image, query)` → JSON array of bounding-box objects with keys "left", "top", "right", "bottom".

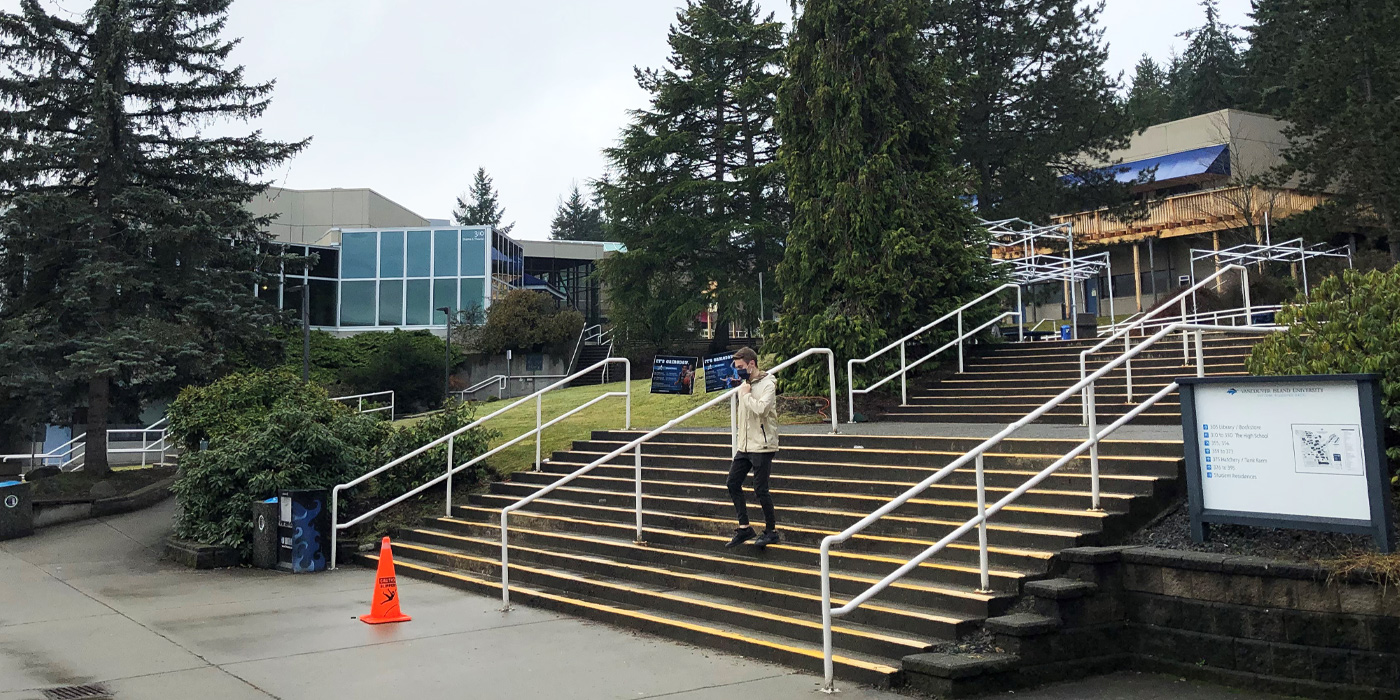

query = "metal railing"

[
  {"left": 817, "top": 323, "right": 1282, "bottom": 691},
  {"left": 330, "top": 390, "right": 396, "bottom": 419},
  {"left": 569, "top": 324, "right": 614, "bottom": 374},
  {"left": 1079, "top": 264, "right": 1252, "bottom": 421},
  {"left": 501, "top": 347, "right": 840, "bottom": 610},
  {"left": 106, "top": 417, "right": 172, "bottom": 467},
  {"left": 457, "top": 375, "right": 508, "bottom": 401},
  {"left": 1, "top": 432, "right": 87, "bottom": 470},
  {"left": 3, "top": 415, "right": 174, "bottom": 471},
  {"left": 329, "top": 357, "right": 632, "bottom": 569},
  {"left": 847, "top": 284, "right": 1023, "bottom": 422}
]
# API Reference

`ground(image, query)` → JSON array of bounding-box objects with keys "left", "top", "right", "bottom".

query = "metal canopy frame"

[
  {"left": 982, "top": 218, "right": 1114, "bottom": 339},
  {"left": 1189, "top": 237, "right": 1353, "bottom": 301}
]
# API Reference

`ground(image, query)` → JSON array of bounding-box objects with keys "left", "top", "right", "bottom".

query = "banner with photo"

[
  {"left": 703, "top": 351, "right": 741, "bottom": 393},
  {"left": 650, "top": 355, "right": 699, "bottom": 395}
]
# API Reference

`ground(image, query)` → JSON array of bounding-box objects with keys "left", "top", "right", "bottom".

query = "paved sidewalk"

[{"left": 1, "top": 501, "right": 1271, "bottom": 700}]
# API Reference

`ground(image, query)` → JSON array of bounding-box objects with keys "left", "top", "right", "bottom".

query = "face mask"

[{"left": 736, "top": 367, "right": 750, "bottom": 380}]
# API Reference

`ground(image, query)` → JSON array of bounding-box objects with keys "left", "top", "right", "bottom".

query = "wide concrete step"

[
  {"left": 486, "top": 476, "right": 1118, "bottom": 532},
  {"left": 879, "top": 410, "right": 1182, "bottom": 426},
  {"left": 543, "top": 451, "right": 1176, "bottom": 491},
  {"left": 359, "top": 550, "right": 901, "bottom": 687},
  {"left": 468, "top": 490, "right": 1096, "bottom": 554},
  {"left": 950, "top": 363, "right": 1245, "bottom": 383},
  {"left": 450, "top": 503, "right": 1060, "bottom": 575},
  {"left": 964, "top": 348, "right": 1255, "bottom": 369},
  {"left": 589, "top": 431, "right": 1184, "bottom": 460}
]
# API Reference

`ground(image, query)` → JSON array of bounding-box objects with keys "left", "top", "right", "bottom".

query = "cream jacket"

[{"left": 736, "top": 371, "right": 779, "bottom": 453}]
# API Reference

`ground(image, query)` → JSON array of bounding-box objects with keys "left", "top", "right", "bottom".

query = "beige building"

[{"left": 246, "top": 186, "right": 435, "bottom": 245}]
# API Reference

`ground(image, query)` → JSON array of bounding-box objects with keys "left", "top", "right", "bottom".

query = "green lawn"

[{"left": 397, "top": 378, "right": 829, "bottom": 477}]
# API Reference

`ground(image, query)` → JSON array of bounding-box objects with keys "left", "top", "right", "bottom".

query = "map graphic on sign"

[{"left": 1291, "top": 424, "right": 1363, "bottom": 476}]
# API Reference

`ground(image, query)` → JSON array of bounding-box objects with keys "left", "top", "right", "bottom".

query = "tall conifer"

[
  {"left": 0, "top": 0, "right": 307, "bottom": 474},
  {"left": 453, "top": 167, "right": 515, "bottom": 234},
  {"left": 1127, "top": 55, "right": 1173, "bottom": 128},
  {"left": 768, "top": 0, "right": 992, "bottom": 393}
]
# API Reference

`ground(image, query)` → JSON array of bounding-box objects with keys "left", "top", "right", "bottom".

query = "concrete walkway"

[{"left": 0, "top": 500, "right": 1274, "bottom": 700}]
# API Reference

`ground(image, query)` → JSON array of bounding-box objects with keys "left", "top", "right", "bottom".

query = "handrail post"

[
  {"left": 899, "top": 343, "right": 907, "bottom": 406},
  {"left": 501, "top": 511, "right": 512, "bottom": 611},
  {"left": 1179, "top": 299, "right": 1189, "bottom": 364},
  {"left": 827, "top": 350, "right": 839, "bottom": 434},
  {"left": 975, "top": 453, "right": 991, "bottom": 593},
  {"left": 1195, "top": 331, "right": 1206, "bottom": 377},
  {"left": 534, "top": 393, "right": 543, "bottom": 472},
  {"left": 1087, "top": 383, "right": 1102, "bottom": 511},
  {"left": 820, "top": 540, "right": 836, "bottom": 693},
  {"left": 957, "top": 311, "right": 964, "bottom": 373},
  {"left": 1124, "top": 332, "right": 1133, "bottom": 403},
  {"left": 634, "top": 444, "right": 644, "bottom": 543},
  {"left": 1079, "top": 354, "right": 1089, "bottom": 426},
  {"left": 1017, "top": 286, "right": 1024, "bottom": 342},
  {"left": 730, "top": 393, "right": 738, "bottom": 457},
  {"left": 846, "top": 358, "right": 857, "bottom": 424},
  {"left": 330, "top": 489, "right": 339, "bottom": 571},
  {"left": 625, "top": 359, "right": 633, "bottom": 429},
  {"left": 445, "top": 435, "right": 455, "bottom": 516}
]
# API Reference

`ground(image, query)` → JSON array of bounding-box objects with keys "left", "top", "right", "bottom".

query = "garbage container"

[
  {"left": 0, "top": 480, "right": 34, "bottom": 541},
  {"left": 251, "top": 497, "right": 279, "bottom": 569},
  {"left": 1251, "top": 311, "right": 1277, "bottom": 325},
  {"left": 277, "top": 489, "right": 331, "bottom": 573},
  {"left": 1060, "top": 325, "right": 1072, "bottom": 340}
]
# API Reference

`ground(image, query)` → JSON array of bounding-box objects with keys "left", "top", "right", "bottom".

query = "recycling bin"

[
  {"left": 1060, "top": 325, "right": 1072, "bottom": 340},
  {"left": 0, "top": 480, "right": 34, "bottom": 541},
  {"left": 277, "top": 489, "right": 330, "bottom": 573},
  {"left": 251, "top": 497, "right": 279, "bottom": 569}
]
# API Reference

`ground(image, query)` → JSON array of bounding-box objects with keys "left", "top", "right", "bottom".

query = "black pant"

[{"left": 727, "top": 451, "right": 776, "bottom": 531}]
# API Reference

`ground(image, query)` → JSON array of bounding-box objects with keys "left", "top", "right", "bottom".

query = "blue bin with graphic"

[
  {"left": 1060, "top": 325, "right": 1072, "bottom": 340},
  {"left": 277, "top": 489, "right": 330, "bottom": 573}
]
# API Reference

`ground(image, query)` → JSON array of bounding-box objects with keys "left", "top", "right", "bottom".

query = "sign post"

[{"left": 1178, "top": 375, "right": 1394, "bottom": 552}]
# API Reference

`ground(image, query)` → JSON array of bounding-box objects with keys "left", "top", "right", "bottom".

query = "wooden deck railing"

[{"left": 1050, "top": 186, "right": 1328, "bottom": 245}]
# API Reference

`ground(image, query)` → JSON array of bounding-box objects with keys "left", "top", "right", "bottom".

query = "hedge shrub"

[{"left": 1247, "top": 267, "right": 1400, "bottom": 482}]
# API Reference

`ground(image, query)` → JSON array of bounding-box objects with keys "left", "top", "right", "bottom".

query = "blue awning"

[{"left": 1064, "top": 144, "right": 1230, "bottom": 188}]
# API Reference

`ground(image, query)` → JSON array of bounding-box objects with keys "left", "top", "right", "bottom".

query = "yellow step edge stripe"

[
  {"left": 368, "top": 554, "right": 899, "bottom": 675},
  {"left": 474, "top": 492, "right": 1088, "bottom": 539},
  {"left": 446, "top": 508, "right": 1054, "bottom": 560},
  {"left": 580, "top": 441, "right": 1181, "bottom": 462},
  {"left": 656, "top": 431, "right": 1182, "bottom": 446},
  {"left": 404, "top": 530, "right": 960, "bottom": 640}
]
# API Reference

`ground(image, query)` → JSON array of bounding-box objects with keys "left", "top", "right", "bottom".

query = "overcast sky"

[{"left": 6, "top": 0, "right": 1255, "bottom": 239}]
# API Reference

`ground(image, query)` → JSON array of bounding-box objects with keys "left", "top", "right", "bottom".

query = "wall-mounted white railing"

[
  {"left": 846, "top": 284, "right": 1023, "bottom": 422},
  {"left": 330, "top": 390, "right": 396, "bottom": 420},
  {"left": 817, "top": 323, "right": 1281, "bottom": 691},
  {"left": 457, "top": 375, "right": 508, "bottom": 401},
  {"left": 501, "top": 347, "right": 840, "bottom": 610},
  {"left": 329, "top": 358, "right": 631, "bottom": 569},
  {"left": 1079, "top": 265, "right": 1253, "bottom": 422}
]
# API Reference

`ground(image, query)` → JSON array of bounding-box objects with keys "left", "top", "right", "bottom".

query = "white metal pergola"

[
  {"left": 1189, "top": 237, "right": 1353, "bottom": 302},
  {"left": 982, "top": 218, "right": 1114, "bottom": 339}
]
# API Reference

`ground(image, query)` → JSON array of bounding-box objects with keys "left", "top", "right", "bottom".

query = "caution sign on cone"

[{"left": 360, "top": 537, "right": 412, "bottom": 625}]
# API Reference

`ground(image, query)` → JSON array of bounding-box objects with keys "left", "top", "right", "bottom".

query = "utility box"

[
  {"left": 0, "top": 481, "right": 34, "bottom": 541},
  {"left": 251, "top": 497, "right": 280, "bottom": 569},
  {"left": 277, "top": 489, "right": 330, "bottom": 573}
]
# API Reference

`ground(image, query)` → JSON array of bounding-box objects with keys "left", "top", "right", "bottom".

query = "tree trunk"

[{"left": 85, "top": 376, "right": 111, "bottom": 476}]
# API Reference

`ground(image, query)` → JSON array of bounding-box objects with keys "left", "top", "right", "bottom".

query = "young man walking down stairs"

[{"left": 725, "top": 347, "right": 781, "bottom": 549}]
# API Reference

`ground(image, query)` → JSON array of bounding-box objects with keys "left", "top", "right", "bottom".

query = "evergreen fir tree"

[
  {"left": 549, "top": 184, "right": 606, "bottom": 241},
  {"left": 768, "top": 0, "right": 993, "bottom": 394},
  {"left": 1246, "top": 0, "right": 1400, "bottom": 260},
  {"left": 1127, "top": 55, "right": 1173, "bottom": 128},
  {"left": 0, "top": 0, "right": 308, "bottom": 475},
  {"left": 598, "top": 0, "right": 786, "bottom": 347},
  {"left": 453, "top": 167, "right": 515, "bottom": 234},
  {"left": 1171, "top": 0, "right": 1247, "bottom": 118},
  {"left": 928, "top": 0, "right": 1132, "bottom": 221}
]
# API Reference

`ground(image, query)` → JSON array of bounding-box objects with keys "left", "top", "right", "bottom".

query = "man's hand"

[{"left": 738, "top": 381, "right": 752, "bottom": 397}]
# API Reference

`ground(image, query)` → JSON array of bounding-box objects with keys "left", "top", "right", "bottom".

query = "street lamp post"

[{"left": 438, "top": 307, "right": 453, "bottom": 405}]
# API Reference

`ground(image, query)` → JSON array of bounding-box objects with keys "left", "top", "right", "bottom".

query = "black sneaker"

[
  {"left": 753, "top": 530, "right": 781, "bottom": 548},
  {"left": 726, "top": 527, "right": 756, "bottom": 548}
]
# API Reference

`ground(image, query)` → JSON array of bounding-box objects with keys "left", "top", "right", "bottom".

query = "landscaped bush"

[
  {"left": 279, "top": 328, "right": 464, "bottom": 413},
  {"left": 475, "top": 289, "right": 585, "bottom": 356},
  {"left": 167, "top": 370, "right": 495, "bottom": 555},
  {"left": 1247, "top": 267, "right": 1400, "bottom": 483}
]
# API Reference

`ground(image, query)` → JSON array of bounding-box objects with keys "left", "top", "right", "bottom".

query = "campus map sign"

[
  {"left": 1178, "top": 375, "right": 1394, "bottom": 552},
  {"left": 650, "top": 355, "right": 698, "bottom": 395}
]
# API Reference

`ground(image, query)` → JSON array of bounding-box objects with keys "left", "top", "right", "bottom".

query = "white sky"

[{"left": 4, "top": 0, "right": 1254, "bottom": 239}]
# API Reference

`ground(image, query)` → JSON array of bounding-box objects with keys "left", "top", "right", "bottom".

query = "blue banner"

[
  {"left": 651, "top": 355, "right": 699, "bottom": 395},
  {"left": 703, "top": 352, "right": 741, "bottom": 393}
]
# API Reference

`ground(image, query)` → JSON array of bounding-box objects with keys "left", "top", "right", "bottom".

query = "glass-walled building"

[{"left": 259, "top": 226, "right": 524, "bottom": 331}]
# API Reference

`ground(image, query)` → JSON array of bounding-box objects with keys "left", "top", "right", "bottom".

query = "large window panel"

[
  {"left": 378, "top": 280, "right": 403, "bottom": 326},
  {"left": 380, "top": 231, "right": 405, "bottom": 278},
  {"left": 309, "top": 279, "right": 337, "bottom": 326},
  {"left": 460, "top": 277, "right": 486, "bottom": 314},
  {"left": 433, "top": 230, "right": 459, "bottom": 277},
  {"left": 310, "top": 247, "right": 339, "bottom": 279},
  {"left": 407, "top": 230, "right": 432, "bottom": 277},
  {"left": 341, "top": 232, "right": 377, "bottom": 279},
  {"left": 461, "top": 230, "right": 486, "bottom": 276},
  {"left": 406, "top": 280, "right": 432, "bottom": 325},
  {"left": 433, "top": 278, "right": 457, "bottom": 324},
  {"left": 340, "top": 281, "right": 376, "bottom": 326}
]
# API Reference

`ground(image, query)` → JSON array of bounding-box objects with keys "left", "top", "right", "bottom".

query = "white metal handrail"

[
  {"left": 330, "top": 390, "right": 396, "bottom": 419},
  {"left": 817, "top": 323, "right": 1281, "bottom": 691},
  {"left": 1079, "top": 265, "right": 1251, "bottom": 421},
  {"left": 457, "top": 375, "right": 508, "bottom": 401},
  {"left": 328, "top": 357, "right": 631, "bottom": 569},
  {"left": 1, "top": 431, "right": 87, "bottom": 469},
  {"left": 501, "top": 347, "right": 840, "bottom": 610},
  {"left": 846, "top": 284, "right": 1023, "bottom": 422}
]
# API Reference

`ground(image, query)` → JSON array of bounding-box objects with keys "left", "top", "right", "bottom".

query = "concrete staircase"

[
  {"left": 880, "top": 335, "right": 1262, "bottom": 425},
  {"left": 358, "top": 429, "right": 1186, "bottom": 687},
  {"left": 569, "top": 344, "right": 615, "bottom": 386}
]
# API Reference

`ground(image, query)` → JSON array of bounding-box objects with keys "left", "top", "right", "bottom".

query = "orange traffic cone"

[{"left": 360, "top": 537, "right": 412, "bottom": 625}]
